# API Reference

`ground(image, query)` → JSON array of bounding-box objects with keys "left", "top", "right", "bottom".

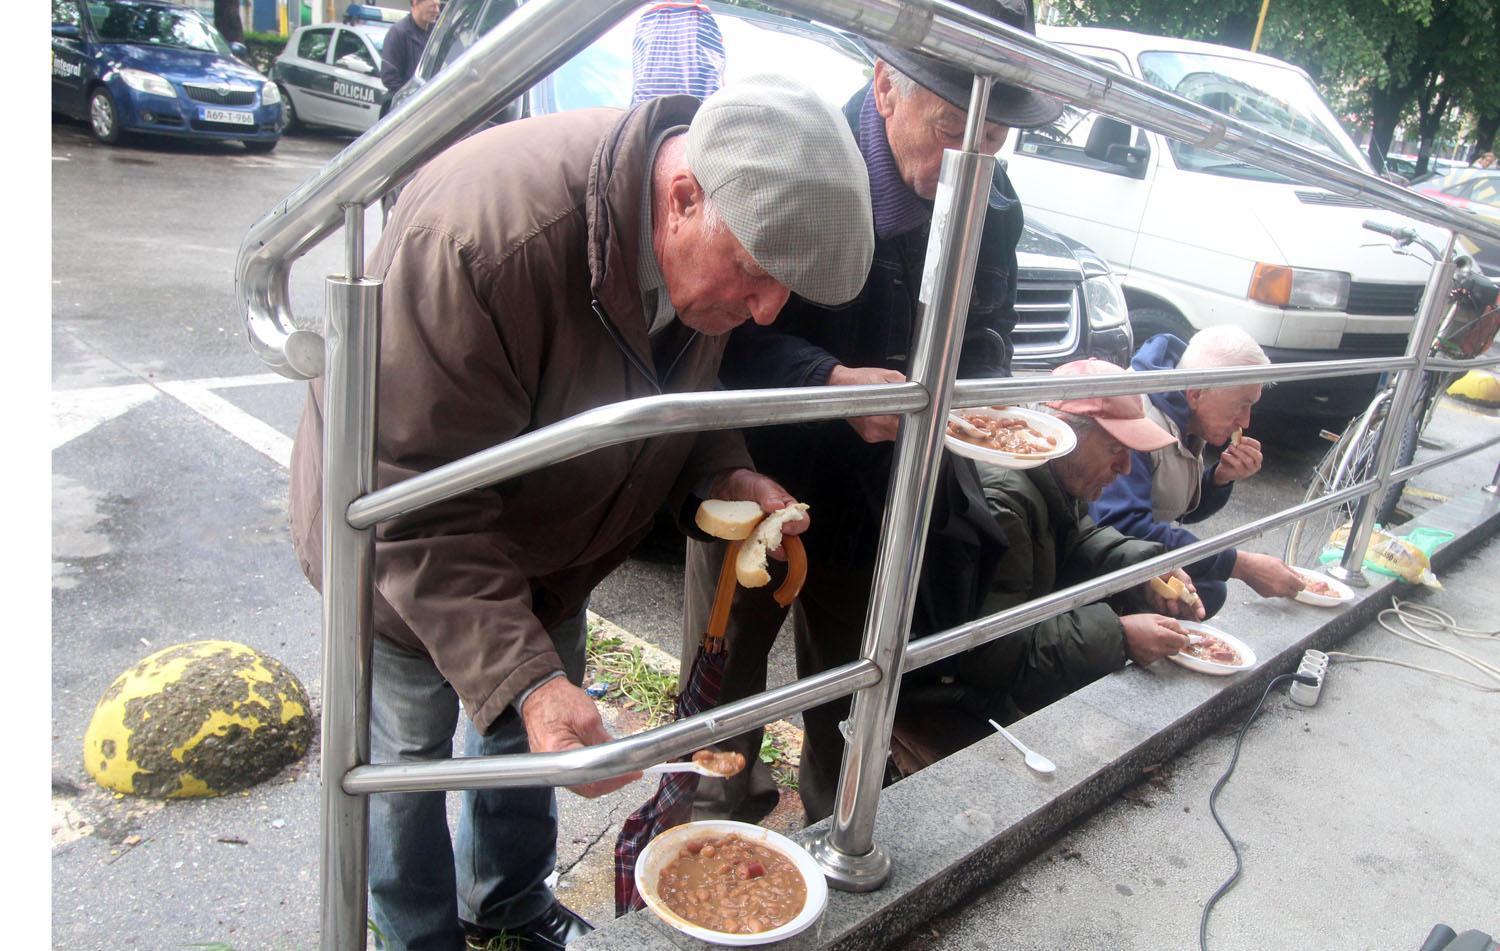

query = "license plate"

[{"left": 201, "top": 107, "right": 255, "bottom": 125}]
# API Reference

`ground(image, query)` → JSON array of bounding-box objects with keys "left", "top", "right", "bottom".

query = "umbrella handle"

[
  {"left": 705, "top": 539, "right": 742, "bottom": 649},
  {"left": 772, "top": 535, "right": 807, "bottom": 608}
]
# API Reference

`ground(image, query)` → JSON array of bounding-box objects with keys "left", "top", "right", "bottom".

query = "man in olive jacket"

[
  {"left": 288, "top": 77, "right": 872, "bottom": 950},
  {"left": 893, "top": 360, "right": 1204, "bottom": 768}
]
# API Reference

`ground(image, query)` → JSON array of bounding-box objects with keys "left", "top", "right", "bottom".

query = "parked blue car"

[{"left": 51, "top": 0, "right": 282, "bottom": 151}]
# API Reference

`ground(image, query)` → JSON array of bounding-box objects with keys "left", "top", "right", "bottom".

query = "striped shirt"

[{"left": 630, "top": 2, "right": 726, "bottom": 105}]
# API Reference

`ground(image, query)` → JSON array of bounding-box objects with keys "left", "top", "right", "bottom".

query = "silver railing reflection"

[{"left": 235, "top": 0, "right": 1500, "bottom": 945}]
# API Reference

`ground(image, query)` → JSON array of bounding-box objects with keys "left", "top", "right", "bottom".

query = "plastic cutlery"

[{"left": 987, "top": 718, "right": 1057, "bottom": 775}]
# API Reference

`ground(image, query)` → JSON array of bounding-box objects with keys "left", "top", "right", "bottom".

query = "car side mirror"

[
  {"left": 1103, "top": 143, "right": 1150, "bottom": 179},
  {"left": 230, "top": 40, "right": 248, "bottom": 57},
  {"left": 53, "top": 23, "right": 81, "bottom": 39}
]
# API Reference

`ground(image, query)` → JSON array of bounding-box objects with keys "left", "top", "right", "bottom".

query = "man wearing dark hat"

[
  {"left": 289, "top": 75, "right": 872, "bottom": 950},
  {"left": 889, "top": 360, "right": 1202, "bottom": 771},
  {"left": 678, "top": 0, "right": 1070, "bottom": 824}
]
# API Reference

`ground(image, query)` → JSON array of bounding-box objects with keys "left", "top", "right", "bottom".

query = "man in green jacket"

[{"left": 893, "top": 360, "right": 1204, "bottom": 769}]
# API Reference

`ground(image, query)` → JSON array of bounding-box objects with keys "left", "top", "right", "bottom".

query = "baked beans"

[
  {"left": 658, "top": 833, "right": 806, "bottom": 934},
  {"left": 691, "top": 750, "right": 747, "bottom": 777}
]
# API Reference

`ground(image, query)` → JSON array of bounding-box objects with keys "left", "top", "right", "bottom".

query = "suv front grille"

[
  {"left": 1347, "top": 281, "right": 1424, "bottom": 316},
  {"left": 183, "top": 83, "right": 257, "bottom": 106},
  {"left": 1012, "top": 281, "right": 1079, "bottom": 358}
]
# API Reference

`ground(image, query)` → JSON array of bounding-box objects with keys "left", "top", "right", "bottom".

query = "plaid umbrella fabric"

[{"left": 613, "top": 535, "right": 806, "bottom": 915}]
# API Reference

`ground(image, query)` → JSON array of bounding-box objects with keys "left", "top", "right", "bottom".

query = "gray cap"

[{"left": 686, "top": 74, "right": 873, "bottom": 307}]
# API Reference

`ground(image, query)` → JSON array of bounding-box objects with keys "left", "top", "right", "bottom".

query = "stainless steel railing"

[{"left": 235, "top": 0, "right": 1500, "bottom": 945}]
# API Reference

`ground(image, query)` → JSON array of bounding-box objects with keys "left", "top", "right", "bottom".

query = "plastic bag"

[{"left": 1321, "top": 524, "right": 1443, "bottom": 588}]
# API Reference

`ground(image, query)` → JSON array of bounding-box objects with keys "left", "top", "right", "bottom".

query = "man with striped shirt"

[{"left": 680, "top": 0, "right": 1067, "bottom": 824}]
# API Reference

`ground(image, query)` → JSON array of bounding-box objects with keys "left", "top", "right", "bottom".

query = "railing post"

[
  {"left": 319, "top": 204, "right": 381, "bottom": 951},
  {"left": 1329, "top": 233, "right": 1457, "bottom": 587},
  {"left": 808, "top": 77, "right": 996, "bottom": 892},
  {"left": 1485, "top": 458, "right": 1500, "bottom": 496}
]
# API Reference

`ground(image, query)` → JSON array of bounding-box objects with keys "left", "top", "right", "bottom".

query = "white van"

[{"left": 999, "top": 26, "right": 1443, "bottom": 418}]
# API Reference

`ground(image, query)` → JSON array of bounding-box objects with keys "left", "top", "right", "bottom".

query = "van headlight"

[
  {"left": 119, "top": 68, "right": 176, "bottom": 98},
  {"left": 1247, "top": 263, "right": 1350, "bottom": 310},
  {"left": 1084, "top": 273, "right": 1129, "bottom": 329}
]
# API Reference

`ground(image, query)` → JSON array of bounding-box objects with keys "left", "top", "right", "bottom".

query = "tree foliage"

[{"left": 1050, "top": 0, "right": 1500, "bottom": 167}]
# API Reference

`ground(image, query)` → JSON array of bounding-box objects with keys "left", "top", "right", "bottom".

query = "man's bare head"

[{"left": 1179, "top": 326, "right": 1269, "bottom": 445}]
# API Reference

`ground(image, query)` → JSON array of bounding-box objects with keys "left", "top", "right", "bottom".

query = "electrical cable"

[
  {"left": 1199, "top": 673, "right": 1312, "bottom": 951},
  {"left": 1199, "top": 596, "right": 1498, "bottom": 949},
  {"left": 1328, "top": 597, "right": 1500, "bottom": 691}
]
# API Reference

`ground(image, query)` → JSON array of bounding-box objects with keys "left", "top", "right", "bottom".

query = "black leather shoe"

[{"left": 508, "top": 902, "right": 595, "bottom": 950}]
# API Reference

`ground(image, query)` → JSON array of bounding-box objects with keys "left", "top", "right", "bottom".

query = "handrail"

[
  {"left": 906, "top": 477, "right": 1374, "bottom": 671},
  {"left": 235, "top": 0, "right": 1500, "bottom": 382},
  {"left": 348, "top": 359, "right": 1409, "bottom": 532},
  {"left": 236, "top": 0, "right": 639, "bottom": 379},
  {"left": 343, "top": 658, "right": 881, "bottom": 794},
  {"left": 769, "top": 0, "right": 1500, "bottom": 247}
]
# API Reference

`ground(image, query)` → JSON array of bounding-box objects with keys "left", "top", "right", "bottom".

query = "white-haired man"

[{"left": 1090, "top": 326, "right": 1304, "bottom": 617}]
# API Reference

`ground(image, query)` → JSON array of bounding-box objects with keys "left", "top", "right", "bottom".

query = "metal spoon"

[{"left": 988, "top": 719, "right": 1057, "bottom": 775}]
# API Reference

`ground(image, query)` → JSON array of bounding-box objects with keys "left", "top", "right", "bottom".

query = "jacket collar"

[
  {"left": 1131, "top": 333, "right": 1201, "bottom": 454},
  {"left": 585, "top": 95, "right": 703, "bottom": 365}
]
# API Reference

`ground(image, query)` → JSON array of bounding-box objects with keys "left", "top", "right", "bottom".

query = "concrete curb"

[{"left": 573, "top": 486, "right": 1500, "bottom": 950}]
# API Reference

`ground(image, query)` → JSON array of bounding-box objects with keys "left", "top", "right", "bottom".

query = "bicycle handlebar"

[{"left": 1363, "top": 218, "right": 1443, "bottom": 260}]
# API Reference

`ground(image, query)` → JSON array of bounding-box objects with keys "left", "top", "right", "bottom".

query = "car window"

[
  {"left": 334, "top": 28, "right": 376, "bottom": 72},
  {"left": 1138, "top": 49, "right": 1366, "bottom": 181},
  {"left": 1016, "top": 50, "right": 1133, "bottom": 167},
  {"left": 1465, "top": 176, "right": 1499, "bottom": 210},
  {"left": 298, "top": 26, "right": 334, "bottom": 63},
  {"left": 90, "top": 0, "right": 230, "bottom": 55},
  {"left": 53, "top": 0, "right": 82, "bottom": 28},
  {"left": 419, "top": 0, "right": 521, "bottom": 82}
]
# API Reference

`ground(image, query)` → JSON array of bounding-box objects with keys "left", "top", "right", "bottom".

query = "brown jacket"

[{"left": 289, "top": 98, "right": 751, "bottom": 733}]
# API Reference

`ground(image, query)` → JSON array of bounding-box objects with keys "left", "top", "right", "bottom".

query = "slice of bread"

[
  {"left": 695, "top": 499, "right": 768, "bottom": 541},
  {"left": 736, "top": 503, "right": 810, "bottom": 588}
]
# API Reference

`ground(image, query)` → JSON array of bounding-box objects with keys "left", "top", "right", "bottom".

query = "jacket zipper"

[{"left": 591, "top": 298, "right": 700, "bottom": 393}]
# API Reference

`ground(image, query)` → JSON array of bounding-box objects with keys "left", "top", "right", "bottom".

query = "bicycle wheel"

[
  {"left": 1374, "top": 371, "right": 1447, "bottom": 525},
  {"left": 1283, "top": 393, "right": 1389, "bottom": 569}
]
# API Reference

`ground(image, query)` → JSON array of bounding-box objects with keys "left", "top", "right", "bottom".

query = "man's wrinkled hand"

[
  {"left": 1121, "top": 614, "right": 1190, "bottom": 666},
  {"left": 520, "top": 678, "right": 640, "bottom": 798},
  {"left": 828, "top": 364, "right": 906, "bottom": 444},
  {"left": 1233, "top": 551, "right": 1305, "bottom": 598},
  {"left": 1214, "top": 436, "right": 1263, "bottom": 484},
  {"left": 708, "top": 469, "right": 809, "bottom": 538}
]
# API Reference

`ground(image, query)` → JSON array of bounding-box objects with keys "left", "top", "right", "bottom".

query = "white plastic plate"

[
  {"left": 1292, "top": 567, "right": 1355, "bottom": 607},
  {"left": 944, "top": 406, "right": 1077, "bottom": 470},
  {"left": 635, "top": 819, "right": 828, "bottom": 946},
  {"left": 1166, "top": 622, "right": 1257, "bottom": 676}
]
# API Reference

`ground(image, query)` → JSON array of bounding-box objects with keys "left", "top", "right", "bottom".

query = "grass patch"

[
  {"left": 586, "top": 623, "right": 678, "bottom": 727},
  {"left": 759, "top": 731, "right": 799, "bottom": 790}
]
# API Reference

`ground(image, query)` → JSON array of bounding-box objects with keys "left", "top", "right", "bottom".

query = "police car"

[
  {"left": 51, "top": 0, "right": 282, "bottom": 151},
  {"left": 272, "top": 21, "right": 389, "bottom": 134}
]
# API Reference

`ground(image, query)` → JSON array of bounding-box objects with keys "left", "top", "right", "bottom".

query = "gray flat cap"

[{"left": 686, "top": 74, "right": 873, "bottom": 307}]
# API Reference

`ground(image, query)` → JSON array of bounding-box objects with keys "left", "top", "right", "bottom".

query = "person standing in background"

[{"left": 380, "top": 0, "right": 441, "bottom": 97}]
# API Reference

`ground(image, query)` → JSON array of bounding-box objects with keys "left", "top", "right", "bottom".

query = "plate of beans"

[{"left": 635, "top": 820, "right": 827, "bottom": 945}]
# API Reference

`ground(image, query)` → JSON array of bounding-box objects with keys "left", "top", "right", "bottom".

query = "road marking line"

[
  {"left": 157, "top": 380, "right": 294, "bottom": 469},
  {"left": 51, "top": 384, "right": 158, "bottom": 450},
  {"left": 187, "top": 372, "right": 295, "bottom": 390}
]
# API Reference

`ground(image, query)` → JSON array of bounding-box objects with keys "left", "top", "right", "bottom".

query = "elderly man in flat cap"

[
  {"left": 678, "top": 0, "right": 1075, "bottom": 825},
  {"left": 288, "top": 75, "right": 873, "bottom": 951}
]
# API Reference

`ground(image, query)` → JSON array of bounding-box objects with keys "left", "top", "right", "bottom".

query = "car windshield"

[
  {"left": 534, "top": 6, "right": 870, "bottom": 114},
  {"left": 89, "top": 1, "right": 231, "bottom": 55},
  {"left": 1138, "top": 49, "right": 1366, "bottom": 183}
]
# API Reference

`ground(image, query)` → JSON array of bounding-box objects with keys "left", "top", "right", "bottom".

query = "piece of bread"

[
  {"left": 695, "top": 499, "right": 767, "bottom": 541},
  {"left": 736, "top": 503, "right": 810, "bottom": 588},
  {"left": 1149, "top": 574, "right": 1201, "bottom": 607},
  {"left": 1230, "top": 427, "right": 1243, "bottom": 445}
]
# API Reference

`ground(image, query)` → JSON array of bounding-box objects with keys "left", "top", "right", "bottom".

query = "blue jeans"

[{"left": 367, "top": 607, "right": 589, "bottom": 951}]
